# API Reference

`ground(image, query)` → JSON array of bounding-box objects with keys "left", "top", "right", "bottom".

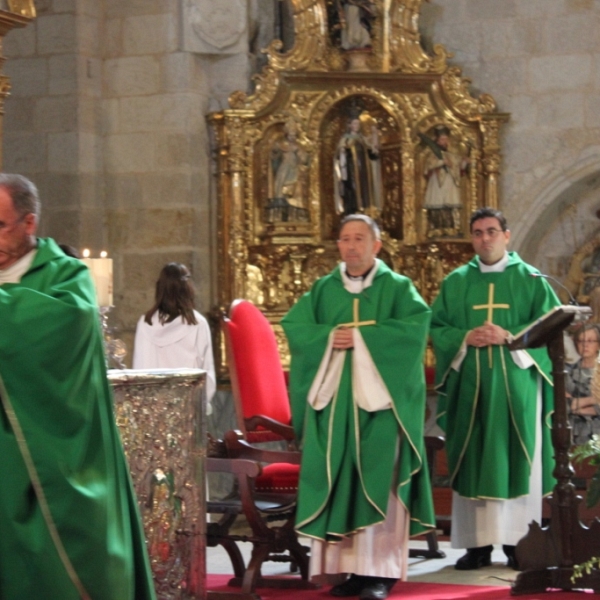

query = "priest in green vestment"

[
  {"left": 0, "top": 174, "right": 156, "bottom": 600},
  {"left": 282, "top": 214, "right": 434, "bottom": 600},
  {"left": 430, "top": 207, "right": 560, "bottom": 572}
]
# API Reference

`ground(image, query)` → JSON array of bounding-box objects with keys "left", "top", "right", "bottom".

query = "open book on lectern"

[{"left": 507, "top": 305, "right": 592, "bottom": 351}]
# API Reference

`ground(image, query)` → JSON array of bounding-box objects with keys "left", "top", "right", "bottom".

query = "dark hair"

[
  {"left": 58, "top": 244, "right": 80, "bottom": 259},
  {"left": 0, "top": 173, "right": 41, "bottom": 219},
  {"left": 469, "top": 207, "right": 508, "bottom": 232},
  {"left": 144, "top": 263, "right": 198, "bottom": 326},
  {"left": 573, "top": 323, "right": 600, "bottom": 346},
  {"left": 339, "top": 213, "right": 381, "bottom": 240}
]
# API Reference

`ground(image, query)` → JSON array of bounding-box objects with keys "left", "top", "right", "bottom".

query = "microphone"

[{"left": 530, "top": 273, "right": 579, "bottom": 306}]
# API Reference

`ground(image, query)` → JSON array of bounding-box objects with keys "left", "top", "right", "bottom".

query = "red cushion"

[
  {"left": 228, "top": 301, "right": 292, "bottom": 425},
  {"left": 255, "top": 463, "right": 300, "bottom": 493},
  {"left": 425, "top": 366, "right": 436, "bottom": 386}
]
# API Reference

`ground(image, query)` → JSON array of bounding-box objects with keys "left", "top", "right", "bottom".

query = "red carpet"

[{"left": 206, "top": 575, "right": 594, "bottom": 599}]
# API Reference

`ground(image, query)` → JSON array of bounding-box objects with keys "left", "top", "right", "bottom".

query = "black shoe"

[
  {"left": 358, "top": 578, "right": 397, "bottom": 600},
  {"left": 503, "top": 545, "right": 519, "bottom": 570},
  {"left": 330, "top": 574, "right": 368, "bottom": 597},
  {"left": 455, "top": 545, "right": 493, "bottom": 570}
]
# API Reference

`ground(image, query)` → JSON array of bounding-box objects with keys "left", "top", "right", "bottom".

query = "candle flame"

[
  {"left": 82, "top": 248, "right": 91, "bottom": 258},
  {"left": 100, "top": 251, "right": 108, "bottom": 258}
]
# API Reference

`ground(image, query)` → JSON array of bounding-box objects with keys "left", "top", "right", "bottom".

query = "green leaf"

[{"left": 587, "top": 473, "right": 600, "bottom": 508}]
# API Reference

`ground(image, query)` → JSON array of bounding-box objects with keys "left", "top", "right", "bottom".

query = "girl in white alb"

[{"left": 133, "top": 263, "right": 216, "bottom": 408}]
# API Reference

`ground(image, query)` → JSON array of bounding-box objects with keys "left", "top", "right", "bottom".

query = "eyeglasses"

[
  {"left": 576, "top": 339, "right": 600, "bottom": 345},
  {"left": 471, "top": 228, "right": 504, "bottom": 239}
]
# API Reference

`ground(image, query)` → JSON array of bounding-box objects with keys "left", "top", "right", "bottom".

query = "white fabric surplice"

[{"left": 133, "top": 311, "right": 216, "bottom": 406}]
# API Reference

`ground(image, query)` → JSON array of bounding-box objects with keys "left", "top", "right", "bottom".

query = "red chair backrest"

[{"left": 225, "top": 300, "right": 292, "bottom": 426}]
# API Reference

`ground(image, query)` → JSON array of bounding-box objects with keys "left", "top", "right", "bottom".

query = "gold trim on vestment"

[
  {"left": 530, "top": 352, "right": 554, "bottom": 431},
  {"left": 525, "top": 351, "right": 554, "bottom": 388},
  {"left": 434, "top": 330, "right": 471, "bottom": 398},
  {"left": 500, "top": 346, "right": 533, "bottom": 467},
  {"left": 337, "top": 298, "right": 377, "bottom": 329},
  {"left": 353, "top": 380, "right": 387, "bottom": 519},
  {"left": 295, "top": 297, "right": 435, "bottom": 538},
  {"left": 294, "top": 360, "right": 340, "bottom": 531},
  {"left": 449, "top": 346, "right": 481, "bottom": 484},
  {"left": 449, "top": 344, "right": 547, "bottom": 491},
  {"left": 472, "top": 283, "right": 510, "bottom": 367},
  {"left": 0, "top": 374, "right": 92, "bottom": 600},
  {"left": 457, "top": 492, "right": 532, "bottom": 501}
]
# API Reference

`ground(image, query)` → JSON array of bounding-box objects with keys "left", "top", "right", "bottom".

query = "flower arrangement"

[{"left": 571, "top": 434, "right": 600, "bottom": 580}]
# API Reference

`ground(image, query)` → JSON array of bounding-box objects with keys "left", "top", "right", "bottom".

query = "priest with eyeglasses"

[{"left": 430, "top": 207, "right": 561, "bottom": 571}]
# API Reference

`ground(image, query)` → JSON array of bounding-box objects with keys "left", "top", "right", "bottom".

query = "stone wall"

[
  {"left": 2, "top": 0, "right": 255, "bottom": 360},
  {"left": 3, "top": 0, "right": 600, "bottom": 347},
  {"left": 419, "top": 0, "right": 600, "bottom": 276}
]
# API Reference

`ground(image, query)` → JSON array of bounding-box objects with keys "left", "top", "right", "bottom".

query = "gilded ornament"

[
  {"left": 7, "top": 0, "right": 36, "bottom": 18},
  {"left": 110, "top": 370, "right": 207, "bottom": 598},
  {"left": 441, "top": 67, "right": 497, "bottom": 118},
  {"left": 208, "top": 0, "right": 509, "bottom": 372}
]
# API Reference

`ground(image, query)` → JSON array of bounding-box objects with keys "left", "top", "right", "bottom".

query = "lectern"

[{"left": 508, "top": 306, "right": 600, "bottom": 595}]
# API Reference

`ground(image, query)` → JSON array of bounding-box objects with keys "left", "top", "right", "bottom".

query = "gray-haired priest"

[
  {"left": 0, "top": 173, "right": 156, "bottom": 600},
  {"left": 282, "top": 214, "right": 435, "bottom": 600}
]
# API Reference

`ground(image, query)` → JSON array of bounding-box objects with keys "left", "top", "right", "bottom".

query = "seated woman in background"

[
  {"left": 566, "top": 323, "right": 600, "bottom": 445},
  {"left": 133, "top": 263, "right": 216, "bottom": 408}
]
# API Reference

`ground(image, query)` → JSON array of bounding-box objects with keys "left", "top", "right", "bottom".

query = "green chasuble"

[
  {"left": 0, "top": 239, "right": 156, "bottom": 600},
  {"left": 281, "top": 260, "right": 435, "bottom": 542},
  {"left": 430, "top": 251, "right": 560, "bottom": 500}
]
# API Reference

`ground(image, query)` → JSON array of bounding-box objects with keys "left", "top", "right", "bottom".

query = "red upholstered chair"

[{"left": 219, "top": 299, "right": 313, "bottom": 595}]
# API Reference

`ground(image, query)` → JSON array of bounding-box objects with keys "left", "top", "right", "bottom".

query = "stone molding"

[{"left": 182, "top": 0, "right": 247, "bottom": 55}]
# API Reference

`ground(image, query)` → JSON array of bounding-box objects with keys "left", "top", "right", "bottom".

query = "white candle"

[
  {"left": 94, "top": 257, "right": 113, "bottom": 307},
  {"left": 82, "top": 254, "right": 114, "bottom": 307}
]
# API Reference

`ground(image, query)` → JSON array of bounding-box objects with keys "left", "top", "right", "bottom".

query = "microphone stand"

[{"left": 530, "top": 273, "right": 579, "bottom": 306}]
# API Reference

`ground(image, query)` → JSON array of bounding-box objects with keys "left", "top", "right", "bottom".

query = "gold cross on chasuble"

[
  {"left": 338, "top": 298, "right": 377, "bottom": 329},
  {"left": 472, "top": 283, "right": 510, "bottom": 367}
]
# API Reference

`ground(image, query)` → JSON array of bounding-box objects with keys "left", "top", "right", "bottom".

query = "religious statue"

[
  {"left": 266, "top": 118, "right": 310, "bottom": 222},
  {"left": 420, "top": 125, "right": 470, "bottom": 238},
  {"left": 334, "top": 113, "right": 382, "bottom": 216},
  {"left": 335, "top": 0, "right": 377, "bottom": 50}
]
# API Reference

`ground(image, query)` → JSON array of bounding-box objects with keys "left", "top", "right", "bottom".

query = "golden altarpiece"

[{"left": 208, "top": 0, "right": 509, "bottom": 372}]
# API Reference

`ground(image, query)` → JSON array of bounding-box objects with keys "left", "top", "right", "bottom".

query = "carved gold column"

[
  {"left": 481, "top": 116, "right": 508, "bottom": 209},
  {"left": 401, "top": 129, "right": 416, "bottom": 245},
  {"left": 210, "top": 112, "right": 252, "bottom": 308}
]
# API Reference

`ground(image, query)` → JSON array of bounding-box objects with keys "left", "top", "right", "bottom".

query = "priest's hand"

[
  {"left": 332, "top": 327, "right": 354, "bottom": 349},
  {"left": 466, "top": 322, "right": 509, "bottom": 347}
]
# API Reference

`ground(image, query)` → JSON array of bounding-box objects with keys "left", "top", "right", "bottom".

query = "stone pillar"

[
  {"left": 102, "top": 0, "right": 212, "bottom": 344},
  {"left": 2, "top": 0, "right": 255, "bottom": 363},
  {"left": 4, "top": 1, "right": 100, "bottom": 248}
]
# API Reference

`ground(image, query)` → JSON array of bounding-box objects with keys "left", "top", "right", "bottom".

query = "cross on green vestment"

[
  {"left": 338, "top": 297, "right": 377, "bottom": 329},
  {"left": 472, "top": 283, "right": 510, "bottom": 367}
]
